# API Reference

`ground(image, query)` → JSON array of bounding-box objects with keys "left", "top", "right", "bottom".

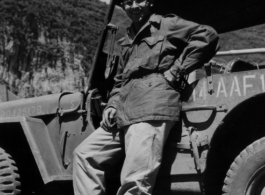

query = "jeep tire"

[
  {"left": 223, "top": 137, "right": 265, "bottom": 195},
  {"left": 0, "top": 148, "right": 21, "bottom": 194}
]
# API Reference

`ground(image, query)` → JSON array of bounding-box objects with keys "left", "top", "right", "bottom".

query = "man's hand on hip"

[
  {"left": 163, "top": 69, "right": 177, "bottom": 88},
  {"left": 100, "top": 107, "right": 117, "bottom": 131}
]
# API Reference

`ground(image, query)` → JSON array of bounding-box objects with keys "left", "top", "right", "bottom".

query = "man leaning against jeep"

[{"left": 73, "top": 0, "right": 219, "bottom": 195}]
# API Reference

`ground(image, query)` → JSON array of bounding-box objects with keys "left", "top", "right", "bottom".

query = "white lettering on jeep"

[
  {"left": 230, "top": 76, "right": 241, "bottom": 97},
  {"left": 260, "top": 74, "right": 265, "bottom": 92},
  {"left": 193, "top": 73, "right": 264, "bottom": 101},
  {"left": 243, "top": 75, "right": 256, "bottom": 96},
  {"left": 216, "top": 78, "right": 227, "bottom": 98},
  {"left": 0, "top": 105, "right": 44, "bottom": 118}
]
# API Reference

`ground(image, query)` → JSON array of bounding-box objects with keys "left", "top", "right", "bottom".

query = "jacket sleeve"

[
  {"left": 105, "top": 51, "right": 124, "bottom": 110},
  {"left": 167, "top": 16, "right": 220, "bottom": 78}
]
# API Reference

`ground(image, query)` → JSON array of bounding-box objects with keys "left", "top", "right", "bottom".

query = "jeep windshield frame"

[{"left": 86, "top": 0, "right": 116, "bottom": 93}]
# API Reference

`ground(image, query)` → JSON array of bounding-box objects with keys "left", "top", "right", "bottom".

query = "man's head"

[{"left": 120, "top": 0, "right": 154, "bottom": 29}]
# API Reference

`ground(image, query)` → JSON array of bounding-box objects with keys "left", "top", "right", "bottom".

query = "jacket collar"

[{"left": 120, "top": 14, "right": 162, "bottom": 47}]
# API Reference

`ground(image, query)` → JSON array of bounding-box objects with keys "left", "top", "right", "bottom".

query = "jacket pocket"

[
  {"left": 125, "top": 84, "right": 155, "bottom": 119},
  {"left": 139, "top": 35, "right": 164, "bottom": 70},
  {"left": 124, "top": 76, "right": 169, "bottom": 119}
]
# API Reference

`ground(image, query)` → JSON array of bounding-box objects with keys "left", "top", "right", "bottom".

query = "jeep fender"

[
  {"left": 204, "top": 92, "right": 265, "bottom": 193},
  {"left": 211, "top": 92, "right": 265, "bottom": 149},
  {"left": 0, "top": 116, "right": 63, "bottom": 184}
]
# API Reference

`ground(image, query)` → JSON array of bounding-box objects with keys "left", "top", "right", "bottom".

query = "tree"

[{"left": 0, "top": 0, "right": 108, "bottom": 89}]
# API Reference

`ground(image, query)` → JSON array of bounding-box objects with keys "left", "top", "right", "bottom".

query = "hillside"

[
  {"left": 217, "top": 24, "right": 265, "bottom": 64},
  {"left": 0, "top": 0, "right": 109, "bottom": 98}
]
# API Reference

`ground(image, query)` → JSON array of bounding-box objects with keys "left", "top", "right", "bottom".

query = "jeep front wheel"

[
  {"left": 223, "top": 137, "right": 265, "bottom": 195},
  {"left": 0, "top": 148, "right": 21, "bottom": 195}
]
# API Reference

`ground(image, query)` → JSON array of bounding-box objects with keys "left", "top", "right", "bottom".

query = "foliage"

[{"left": 0, "top": 0, "right": 110, "bottom": 98}]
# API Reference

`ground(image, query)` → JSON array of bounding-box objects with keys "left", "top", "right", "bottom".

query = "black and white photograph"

[{"left": 0, "top": 0, "right": 265, "bottom": 194}]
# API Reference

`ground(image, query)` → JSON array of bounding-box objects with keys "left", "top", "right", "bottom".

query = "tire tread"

[{"left": 222, "top": 137, "right": 265, "bottom": 194}]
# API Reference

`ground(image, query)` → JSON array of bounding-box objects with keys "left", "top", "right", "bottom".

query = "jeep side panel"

[{"left": 0, "top": 117, "right": 62, "bottom": 183}]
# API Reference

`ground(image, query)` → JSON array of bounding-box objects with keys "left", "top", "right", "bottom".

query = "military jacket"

[{"left": 107, "top": 14, "right": 219, "bottom": 128}]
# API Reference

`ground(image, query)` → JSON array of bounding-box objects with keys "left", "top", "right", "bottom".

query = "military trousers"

[{"left": 73, "top": 120, "right": 175, "bottom": 195}]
